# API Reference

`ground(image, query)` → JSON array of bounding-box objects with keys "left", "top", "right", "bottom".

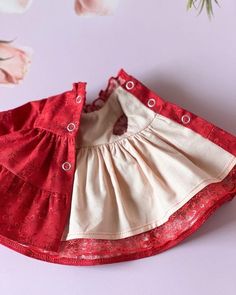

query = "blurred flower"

[
  {"left": 0, "top": 0, "right": 33, "bottom": 14},
  {"left": 0, "top": 40, "right": 32, "bottom": 86},
  {"left": 74, "top": 0, "right": 119, "bottom": 16}
]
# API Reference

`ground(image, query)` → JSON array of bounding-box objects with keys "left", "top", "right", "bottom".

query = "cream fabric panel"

[
  {"left": 62, "top": 87, "right": 236, "bottom": 240},
  {"left": 75, "top": 86, "right": 157, "bottom": 147}
]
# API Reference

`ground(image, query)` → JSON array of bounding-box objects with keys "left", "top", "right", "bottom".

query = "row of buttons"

[
  {"left": 125, "top": 80, "right": 191, "bottom": 125},
  {"left": 62, "top": 82, "right": 191, "bottom": 172},
  {"left": 62, "top": 94, "right": 83, "bottom": 171},
  {"left": 125, "top": 81, "right": 157, "bottom": 109}
]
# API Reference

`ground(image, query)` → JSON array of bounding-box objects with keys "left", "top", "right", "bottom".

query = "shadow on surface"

[{"left": 138, "top": 69, "right": 235, "bottom": 134}]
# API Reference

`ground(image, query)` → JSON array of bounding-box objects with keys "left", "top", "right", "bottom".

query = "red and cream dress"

[{"left": 0, "top": 69, "right": 235, "bottom": 266}]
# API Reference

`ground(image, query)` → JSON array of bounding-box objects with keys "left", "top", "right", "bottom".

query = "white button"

[
  {"left": 67, "top": 123, "right": 76, "bottom": 132},
  {"left": 62, "top": 162, "right": 71, "bottom": 171},
  {"left": 147, "top": 98, "right": 156, "bottom": 108},
  {"left": 125, "top": 81, "right": 134, "bottom": 90},
  {"left": 76, "top": 95, "right": 82, "bottom": 103},
  {"left": 181, "top": 114, "right": 191, "bottom": 124}
]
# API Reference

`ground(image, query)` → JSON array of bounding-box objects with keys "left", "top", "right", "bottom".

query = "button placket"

[
  {"left": 60, "top": 85, "right": 85, "bottom": 173},
  {"left": 63, "top": 94, "right": 81, "bottom": 172}
]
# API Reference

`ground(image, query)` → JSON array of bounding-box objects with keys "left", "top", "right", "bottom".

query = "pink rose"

[
  {"left": 74, "top": 0, "right": 119, "bottom": 16},
  {"left": 0, "top": 41, "right": 32, "bottom": 86},
  {"left": 0, "top": 0, "right": 33, "bottom": 14}
]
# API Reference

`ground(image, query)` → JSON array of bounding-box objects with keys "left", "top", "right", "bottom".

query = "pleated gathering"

[
  {"left": 62, "top": 85, "right": 236, "bottom": 240},
  {"left": 0, "top": 127, "right": 75, "bottom": 251}
]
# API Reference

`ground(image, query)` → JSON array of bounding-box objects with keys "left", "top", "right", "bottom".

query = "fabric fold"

[{"left": 62, "top": 85, "right": 236, "bottom": 240}]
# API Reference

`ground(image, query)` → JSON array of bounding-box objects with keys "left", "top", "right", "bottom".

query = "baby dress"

[{"left": 0, "top": 68, "right": 235, "bottom": 266}]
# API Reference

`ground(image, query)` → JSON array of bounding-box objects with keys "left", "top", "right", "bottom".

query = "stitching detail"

[
  {"left": 0, "top": 163, "right": 66, "bottom": 196},
  {"left": 64, "top": 155, "right": 236, "bottom": 238},
  {"left": 77, "top": 113, "right": 158, "bottom": 149},
  {"left": 0, "top": 173, "right": 235, "bottom": 265},
  {"left": 33, "top": 125, "right": 71, "bottom": 139},
  {"left": 207, "top": 125, "right": 216, "bottom": 139}
]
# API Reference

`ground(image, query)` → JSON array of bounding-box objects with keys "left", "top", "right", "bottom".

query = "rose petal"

[
  {"left": 74, "top": 0, "right": 119, "bottom": 16},
  {"left": 0, "top": 42, "right": 32, "bottom": 86}
]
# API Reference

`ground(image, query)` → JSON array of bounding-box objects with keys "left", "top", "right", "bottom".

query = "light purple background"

[{"left": 0, "top": 1, "right": 236, "bottom": 294}]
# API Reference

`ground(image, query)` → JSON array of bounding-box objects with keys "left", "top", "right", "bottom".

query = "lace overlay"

[{"left": 0, "top": 165, "right": 235, "bottom": 265}]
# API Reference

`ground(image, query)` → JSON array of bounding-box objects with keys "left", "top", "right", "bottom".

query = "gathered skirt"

[{"left": 0, "top": 69, "right": 235, "bottom": 265}]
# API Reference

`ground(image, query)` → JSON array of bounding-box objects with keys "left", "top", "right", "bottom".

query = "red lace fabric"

[
  {"left": 0, "top": 69, "right": 235, "bottom": 265},
  {"left": 0, "top": 165, "right": 235, "bottom": 265}
]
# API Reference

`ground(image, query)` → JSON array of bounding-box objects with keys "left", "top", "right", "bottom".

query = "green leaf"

[
  {"left": 187, "top": 0, "right": 194, "bottom": 10},
  {"left": 187, "top": 0, "right": 219, "bottom": 18}
]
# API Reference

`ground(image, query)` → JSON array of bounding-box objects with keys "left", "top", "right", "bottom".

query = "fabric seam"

[
  {"left": 0, "top": 162, "right": 67, "bottom": 196},
  {"left": 77, "top": 113, "right": 159, "bottom": 149},
  {"left": 63, "top": 156, "right": 236, "bottom": 239}
]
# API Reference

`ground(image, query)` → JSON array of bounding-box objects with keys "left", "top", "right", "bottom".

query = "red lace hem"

[{"left": 0, "top": 165, "right": 235, "bottom": 266}]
